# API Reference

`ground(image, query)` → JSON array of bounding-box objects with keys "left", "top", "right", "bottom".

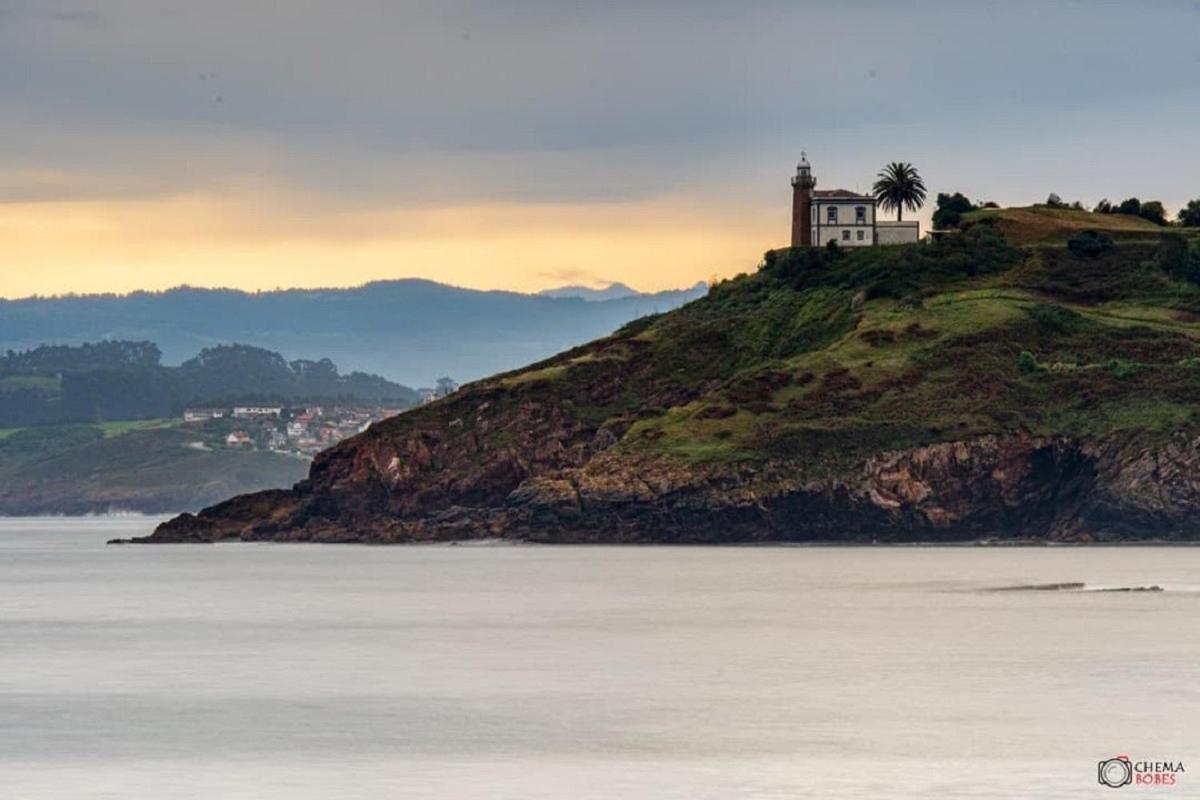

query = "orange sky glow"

[{"left": 0, "top": 193, "right": 781, "bottom": 298}]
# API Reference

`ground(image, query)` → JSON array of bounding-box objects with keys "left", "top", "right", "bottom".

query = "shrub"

[
  {"left": 1023, "top": 303, "right": 1084, "bottom": 333},
  {"left": 1158, "top": 234, "right": 1200, "bottom": 285},
  {"left": 1017, "top": 351, "right": 1040, "bottom": 374},
  {"left": 1067, "top": 230, "right": 1114, "bottom": 257},
  {"left": 1105, "top": 359, "right": 1142, "bottom": 380}
]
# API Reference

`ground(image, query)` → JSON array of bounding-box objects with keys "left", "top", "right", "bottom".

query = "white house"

[
  {"left": 225, "top": 431, "right": 252, "bottom": 447},
  {"left": 232, "top": 405, "right": 282, "bottom": 419},
  {"left": 791, "top": 155, "right": 920, "bottom": 248}
]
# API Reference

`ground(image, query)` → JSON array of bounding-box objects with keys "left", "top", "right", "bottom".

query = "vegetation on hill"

[
  {"left": 619, "top": 225, "right": 1200, "bottom": 471},
  {"left": 0, "top": 342, "right": 417, "bottom": 426},
  {"left": 1179, "top": 199, "right": 1200, "bottom": 228},
  {"left": 960, "top": 205, "right": 1164, "bottom": 245},
  {"left": 0, "top": 422, "right": 308, "bottom": 514},
  {"left": 149, "top": 208, "right": 1200, "bottom": 543}
]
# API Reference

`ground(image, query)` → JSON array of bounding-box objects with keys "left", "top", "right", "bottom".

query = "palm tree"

[{"left": 872, "top": 162, "right": 926, "bottom": 221}]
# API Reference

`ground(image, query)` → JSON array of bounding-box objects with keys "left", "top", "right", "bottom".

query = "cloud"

[{"left": 0, "top": 0, "right": 1197, "bottom": 296}]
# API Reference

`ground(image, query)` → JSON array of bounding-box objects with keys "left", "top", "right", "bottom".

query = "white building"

[
  {"left": 791, "top": 155, "right": 920, "bottom": 247},
  {"left": 183, "top": 408, "right": 225, "bottom": 422},
  {"left": 225, "top": 431, "right": 252, "bottom": 447},
  {"left": 232, "top": 405, "right": 282, "bottom": 419}
]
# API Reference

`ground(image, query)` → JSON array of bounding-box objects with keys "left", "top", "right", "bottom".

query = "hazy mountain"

[
  {"left": 0, "top": 280, "right": 708, "bottom": 386},
  {"left": 537, "top": 282, "right": 643, "bottom": 301}
]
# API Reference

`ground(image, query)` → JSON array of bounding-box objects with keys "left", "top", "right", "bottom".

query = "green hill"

[
  {"left": 0, "top": 423, "right": 308, "bottom": 515},
  {"left": 145, "top": 216, "right": 1200, "bottom": 544}
]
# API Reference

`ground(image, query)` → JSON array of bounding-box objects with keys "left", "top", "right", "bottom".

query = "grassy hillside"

[
  {"left": 961, "top": 206, "right": 1162, "bottom": 244},
  {"left": 465, "top": 220, "right": 1200, "bottom": 476}
]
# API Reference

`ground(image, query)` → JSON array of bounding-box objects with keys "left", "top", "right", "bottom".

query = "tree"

[
  {"left": 1180, "top": 199, "right": 1200, "bottom": 228},
  {"left": 872, "top": 162, "right": 926, "bottom": 222},
  {"left": 1044, "top": 193, "right": 1067, "bottom": 208},
  {"left": 1138, "top": 201, "right": 1168, "bottom": 226},
  {"left": 932, "top": 192, "right": 974, "bottom": 229},
  {"left": 1116, "top": 197, "right": 1141, "bottom": 216},
  {"left": 1095, "top": 199, "right": 1113, "bottom": 214}
]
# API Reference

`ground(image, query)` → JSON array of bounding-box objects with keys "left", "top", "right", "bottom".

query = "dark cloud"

[{"left": 0, "top": 0, "right": 1197, "bottom": 209}]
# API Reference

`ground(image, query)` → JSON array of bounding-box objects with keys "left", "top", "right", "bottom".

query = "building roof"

[{"left": 813, "top": 189, "right": 874, "bottom": 201}]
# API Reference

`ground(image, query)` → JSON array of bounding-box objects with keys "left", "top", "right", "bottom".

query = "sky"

[{"left": 1, "top": 0, "right": 1198, "bottom": 298}]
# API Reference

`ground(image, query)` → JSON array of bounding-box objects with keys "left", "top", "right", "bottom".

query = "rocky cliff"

[{"left": 139, "top": 217, "right": 1200, "bottom": 544}]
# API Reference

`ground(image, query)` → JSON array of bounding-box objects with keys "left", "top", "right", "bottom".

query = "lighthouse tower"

[{"left": 790, "top": 153, "right": 816, "bottom": 247}]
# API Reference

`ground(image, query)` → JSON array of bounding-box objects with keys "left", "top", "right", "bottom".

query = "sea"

[{"left": 1, "top": 516, "right": 1196, "bottom": 799}]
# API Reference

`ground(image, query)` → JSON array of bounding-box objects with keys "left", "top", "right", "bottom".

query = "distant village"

[{"left": 181, "top": 378, "right": 458, "bottom": 458}]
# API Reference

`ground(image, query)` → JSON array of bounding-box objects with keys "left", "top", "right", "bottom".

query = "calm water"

[{"left": 1, "top": 517, "right": 1197, "bottom": 799}]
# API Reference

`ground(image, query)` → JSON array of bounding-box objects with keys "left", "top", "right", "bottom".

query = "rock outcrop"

[{"left": 140, "top": 421, "right": 1200, "bottom": 544}]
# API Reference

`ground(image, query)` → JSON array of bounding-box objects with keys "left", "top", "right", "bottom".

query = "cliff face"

[
  {"left": 146, "top": 428, "right": 1200, "bottom": 544},
  {"left": 142, "top": 223, "right": 1200, "bottom": 544}
]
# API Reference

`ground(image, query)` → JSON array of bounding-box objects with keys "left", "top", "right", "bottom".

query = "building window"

[
  {"left": 856, "top": 206, "right": 866, "bottom": 224},
  {"left": 857, "top": 230, "right": 865, "bottom": 241},
  {"left": 827, "top": 206, "right": 838, "bottom": 224},
  {"left": 842, "top": 230, "right": 850, "bottom": 241}
]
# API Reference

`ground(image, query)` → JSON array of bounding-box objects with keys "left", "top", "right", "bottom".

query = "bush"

[
  {"left": 1017, "top": 351, "right": 1040, "bottom": 374},
  {"left": 1158, "top": 234, "right": 1200, "bottom": 285},
  {"left": 1023, "top": 303, "right": 1084, "bottom": 333},
  {"left": 1067, "top": 230, "right": 1114, "bottom": 257},
  {"left": 1105, "top": 359, "right": 1142, "bottom": 380},
  {"left": 1044, "top": 193, "right": 1068, "bottom": 208}
]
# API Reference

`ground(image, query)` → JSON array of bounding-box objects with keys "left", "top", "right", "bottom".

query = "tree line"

[
  {"left": 929, "top": 191, "right": 1200, "bottom": 230},
  {"left": 0, "top": 341, "right": 420, "bottom": 427}
]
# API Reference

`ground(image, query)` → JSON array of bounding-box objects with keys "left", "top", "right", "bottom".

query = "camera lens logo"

[{"left": 1099, "top": 756, "right": 1134, "bottom": 789}]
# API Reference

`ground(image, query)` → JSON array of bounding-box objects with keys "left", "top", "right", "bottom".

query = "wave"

[{"left": 988, "top": 582, "right": 1164, "bottom": 592}]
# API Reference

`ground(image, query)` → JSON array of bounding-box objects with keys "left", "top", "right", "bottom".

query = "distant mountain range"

[
  {"left": 536, "top": 282, "right": 641, "bottom": 301},
  {"left": 0, "top": 280, "right": 709, "bottom": 386}
]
